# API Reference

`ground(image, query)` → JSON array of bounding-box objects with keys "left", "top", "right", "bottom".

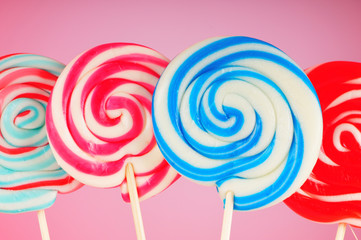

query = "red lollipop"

[{"left": 284, "top": 61, "right": 361, "bottom": 239}]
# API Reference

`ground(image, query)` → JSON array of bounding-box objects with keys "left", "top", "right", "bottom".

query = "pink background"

[{"left": 1, "top": 0, "right": 361, "bottom": 239}]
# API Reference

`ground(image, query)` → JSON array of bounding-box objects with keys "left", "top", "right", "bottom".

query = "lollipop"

[
  {"left": 284, "top": 61, "right": 361, "bottom": 239},
  {"left": 152, "top": 36, "right": 323, "bottom": 239},
  {"left": 46, "top": 43, "right": 180, "bottom": 239},
  {"left": 0, "top": 53, "right": 82, "bottom": 239}
]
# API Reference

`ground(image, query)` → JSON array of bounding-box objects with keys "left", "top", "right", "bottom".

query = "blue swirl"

[{"left": 153, "top": 36, "right": 320, "bottom": 210}]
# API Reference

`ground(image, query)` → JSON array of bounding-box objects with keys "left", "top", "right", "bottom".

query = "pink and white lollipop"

[{"left": 46, "top": 43, "right": 180, "bottom": 239}]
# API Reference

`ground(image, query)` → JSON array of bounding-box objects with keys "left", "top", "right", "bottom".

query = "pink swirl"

[{"left": 46, "top": 43, "right": 179, "bottom": 201}]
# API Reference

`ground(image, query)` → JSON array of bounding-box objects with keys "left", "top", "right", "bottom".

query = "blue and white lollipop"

[{"left": 152, "top": 36, "right": 322, "bottom": 211}]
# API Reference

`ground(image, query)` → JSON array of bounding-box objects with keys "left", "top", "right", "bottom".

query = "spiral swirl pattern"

[
  {"left": 153, "top": 36, "right": 323, "bottom": 210},
  {"left": 46, "top": 43, "right": 179, "bottom": 202},
  {"left": 285, "top": 61, "right": 361, "bottom": 227},
  {"left": 0, "top": 54, "right": 82, "bottom": 213}
]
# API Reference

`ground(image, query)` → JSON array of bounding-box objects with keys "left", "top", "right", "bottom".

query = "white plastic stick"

[
  {"left": 349, "top": 225, "right": 359, "bottom": 240},
  {"left": 335, "top": 223, "right": 347, "bottom": 240},
  {"left": 126, "top": 163, "right": 146, "bottom": 240},
  {"left": 37, "top": 209, "right": 50, "bottom": 240},
  {"left": 221, "top": 191, "right": 234, "bottom": 240}
]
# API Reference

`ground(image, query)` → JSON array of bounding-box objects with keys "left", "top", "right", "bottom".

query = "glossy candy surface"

[
  {"left": 285, "top": 61, "right": 361, "bottom": 227},
  {"left": 153, "top": 36, "right": 323, "bottom": 210},
  {"left": 0, "top": 54, "right": 81, "bottom": 213},
  {"left": 46, "top": 43, "right": 179, "bottom": 202}
]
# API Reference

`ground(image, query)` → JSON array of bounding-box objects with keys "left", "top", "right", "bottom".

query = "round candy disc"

[
  {"left": 153, "top": 36, "right": 323, "bottom": 210},
  {"left": 0, "top": 54, "right": 82, "bottom": 213},
  {"left": 46, "top": 43, "right": 179, "bottom": 202},
  {"left": 285, "top": 61, "right": 361, "bottom": 227}
]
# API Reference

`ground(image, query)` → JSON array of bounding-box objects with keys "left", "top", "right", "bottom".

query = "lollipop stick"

[
  {"left": 37, "top": 210, "right": 50, "bottom": 240},
  {"left": 335, "top": 223, "right": 347, "bottom": 240},
  {"left": 126, "top": 163, "right": 146, "bottom": 240},
  {"left": 221, "top": 191, "right": 234, "bottom": 240},
  {"left": 349, "top": 225, "right": 359, "bottom": 240}
]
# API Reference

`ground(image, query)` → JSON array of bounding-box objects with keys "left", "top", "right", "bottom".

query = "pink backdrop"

[{"left": 1, "top": 0, "right": 361, "bottom": 239}]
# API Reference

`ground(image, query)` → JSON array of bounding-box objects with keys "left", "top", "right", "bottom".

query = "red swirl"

[{"left": 285, "top": 61, "right": 361, "bottom": 227}]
